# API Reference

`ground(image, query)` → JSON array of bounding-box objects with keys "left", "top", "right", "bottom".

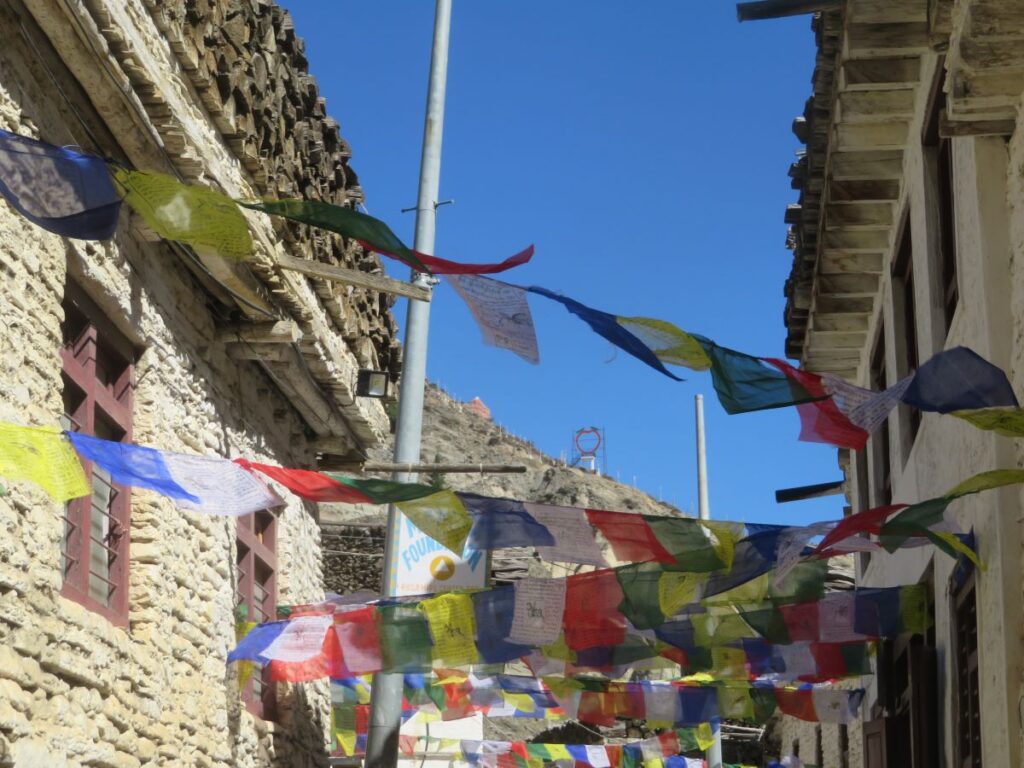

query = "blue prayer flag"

[
  {"left": 526, "top": 286, "right": 684, "bottom": 381},
  {"left": 459, "top": 493, "right": 556, "bottom": 549},
  {"left": 67, "top": 432, "right": 199, "bottom": 502},
  {"left": 227, "top": 620, "right": 286, "bottom": 663},
  {"left": 0, "top": 129, "right": 121, "bottom": 239},
  {"left": 471, "top": 587, "right": 532, "bottom": 663},
  {"left": 902, "top": 346, "right": 1018, "bottom": 412}
]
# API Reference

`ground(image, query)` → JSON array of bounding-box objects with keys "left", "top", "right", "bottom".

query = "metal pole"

[
  {"left": 695, "top": 394, "right": 723, "bottom": 768},
  {"left": 366, "top": 2, "right": 452, "bottom": 766}
]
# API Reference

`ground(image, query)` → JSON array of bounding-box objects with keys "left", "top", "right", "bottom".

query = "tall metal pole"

[
  {"left": 695, "top": 394, "right": 723, "bottom": 768},
  {"left": 366, "top": 2, "right": 452, "bottom": 766}
]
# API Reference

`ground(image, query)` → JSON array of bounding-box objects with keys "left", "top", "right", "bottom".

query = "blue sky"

[{"left": 282, "top": 2, "right": 842, "bottom": 526}]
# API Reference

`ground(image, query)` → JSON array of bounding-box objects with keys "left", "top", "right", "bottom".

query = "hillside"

[{"left": 321, "top": 382, "right": 684, "bottom": 527}]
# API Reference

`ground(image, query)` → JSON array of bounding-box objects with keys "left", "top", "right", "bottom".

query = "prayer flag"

[
  {"left": 811, "top": 688, "right": 863, "bottom": 724},
  {"left": 240, "top": 459, "right": 436, "bottom": 504},
  {"left": 586, "top": 509, "right": 675, "bottom": 563},
  {"left": 335, "top": 606, "right": 382, "bottom": 675},
  {"left": 525, "top": 503, "right": 607, "bottom": 566},
  {"left": 68, "top": 432, "right": 198, "bottom": 502},
  {"left": 420, "top": 593, "right": 479, "bottom": 666},
  {"left": 0, "top": 423, "right": 89, "bottom": 501},
  {"left": 692, "top": 337, "right": 821, "bottom": 414},
  {"left": 0, "top": 129, "right": 122, "bottom": 239},
  {"left": 473, "top": 587, "right": 533, "bottom": 663},
  {"left": 461, "top": 493, "right": 555, "bottom": 549},
  {"left": 397, "top": 490, "right": 474, "bottom": 556},
  {"left": 765, "top": 359, "right": 869, "bottom": 449},
  {"left": 509, "top": 577, "right": 566, "bottom": 646},
  {"left": 113, "top": 168, "right": 252, "bottom": 257},
  {"left": 953, "top": 407, "right": 1024, "bottom": 436},
  {"left": 823, "top": 374, "right": 912, "bottom": 434},
  {"left": 615, "top": 317, "right": 712, "bottom": 370},
  {"left": 160, "top": 452, "right": 282, "bottom": 516},
  {"left": 564, "top": 570, "right": 627, "bottom": 650},
  {"left": 774, "top": 687, "right": 817, "bottom": 721},
  {"left": 527, "top": 287, "right": 684, "bottom": 380},
  {"left": 902, "top": 346, "right": 1018, "bottom": 412},
  {"left": 448, "top": 275, "right": 540, "bottom": 363}
]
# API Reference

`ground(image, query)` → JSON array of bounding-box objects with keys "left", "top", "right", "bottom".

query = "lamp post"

[{"left": 364, "top": 2, "right": 453, "bottom": 766}]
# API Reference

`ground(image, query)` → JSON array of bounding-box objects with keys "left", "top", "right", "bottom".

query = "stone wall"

[{"left": 0, "top": 0, "right": 405, "bottom": 764}]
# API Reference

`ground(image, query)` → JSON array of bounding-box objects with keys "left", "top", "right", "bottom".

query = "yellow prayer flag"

[
  {"left": 541, "top": 634, "right": 577, "bottom": 662},
  {"left": 717, "top": 685, "right": 754, "bottom": 719},
  {"left": 234, "top": 620, "right": 258, "bottom": 688},
  {"left": 695, "top": 722, "right": 715, "bottom": 751},
  {"left": 546, "top": 744, "right": 572, "bottom": 760},
  {"left": 945, "top": 468, "right": 1024, "bottom": 499},
  {"left": 711, "top": 646, "right": 748, "bottom": 678},
  {"left": 616, "top": 317, "right": 713, "bottom": 370},
  {"left": 643, "top": 759, "right": 665, "bottom": 768},
  {"left": 0, "top": 423, "right": 90, "bottom": 502},
  {"left": 113, "top": 168, "right": 253, "bottom": 258},
  {"left": 419, "top": 592, "right": 478, "bottom": 666},
  {"left": 503, "top": 691, "right": 536, "bottom": 714},
  {"left": 704, "top": 572, "right": 770, "bottom": 606},
  {"left": 397, "top": 489, "right": 473, "bottom": 556},
  {"left": 704, "top": 521, "right": 742, "bottom": 570},
  {"left": 658, "top": 571, "right": 706, "bottom": 616}
]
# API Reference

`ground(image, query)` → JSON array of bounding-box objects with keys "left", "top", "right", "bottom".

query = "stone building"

[
  {"left": 763, "top": 0, "right": 1024, "bottom": 766},
  {"left": 0, "top": 0, "right": 399, "bottom": 765}
]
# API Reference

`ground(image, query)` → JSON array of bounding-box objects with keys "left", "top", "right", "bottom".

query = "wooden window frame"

[
  {"left": 892, "top": 210, "right": 921, "bottom": 447},
  {"left": 953, "top": 572, "right": 981, "bottom": 768},
  {"left": 237, "top": 511, "right": 278, "bottom": 720},
  {"left": 869, "top": 326, "right": 892, "bottom": 507},
  {"left": 60, "top": 283, "right": 134, "bottom": 626},
  {"left": 923, "top": 60, "right": 959, "bottom": 337}
]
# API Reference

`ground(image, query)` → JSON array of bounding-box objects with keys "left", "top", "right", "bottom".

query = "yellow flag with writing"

[
  {"left": 0, "top": 423, "right": 89, "bottom": 501},
  {"left": 419, "top": 593, "right": 478, "bottom": 666}
]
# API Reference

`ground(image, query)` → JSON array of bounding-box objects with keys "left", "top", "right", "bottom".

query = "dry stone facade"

[{"left": 0, "top": 0, "right": 398, "bottom": 765}]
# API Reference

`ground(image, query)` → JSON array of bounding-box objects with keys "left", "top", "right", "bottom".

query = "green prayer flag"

[
  {"left": 378, "top": 604, "right": 433, "bottom": 671},
  {"left": 647, "top": 517, "right": 729, "bottom": 571},
  {"left": 900, "top": 585, "right": 932, "bottom": 635},
  {"left": 326, "top": 474, "right": 439, "bottom": 504},
  {"left": 767, "top": 559, "right": 828, "bottom": 603},
  {"left": 113, "top": 168, "right": 252, "bottom": 257},
  {"left": 952, "top": 408, "right": 1024, "bottom": 437},
  {"left": 738, "top": 606, "right": 790, "bottom": 644},
  {"left": 240, "top": 198, "right": 430, "bottom": 273},
  {"left": 693, "top": 335, "right": 822, "bottom": 414},
  {"left": 945, "top": 468, "right": 1024, "bottom": 499},
  {"left": 617, "top": 562, "right": 670, "bottom": 630}
]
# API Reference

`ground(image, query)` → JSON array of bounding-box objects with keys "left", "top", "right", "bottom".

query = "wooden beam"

[
  {"left": 217, "top": 320, "right": 303, "bottom": 344},
  {"left": 820, "top": 252, "right": 885, "bottom": 273},
  {"left": 826, "top": 201, "right": 894, "bottom": 227},
  {"left": 735, "top": 0, "right": 840, "bottom": 21},
  {"left": 310, "top": 436, "right": 354, "bottom": 454},
  {"left": 277, "top": 254, "right": 432, "bottom": 302},
  {"left": 836, "top": 121, "right": 910, "bottom": 151},
  {"left": 813, "top": 312, "right": 871, "bottom": 332},
  {"left": 839, "top": 89, "right": 916, "bottom": 121},
  {"left": 831, "top": 150, "right": 904, "bottom": 180},
  {"left": 847, "top": 23, "right": 929, "bottom": 57},
  {"left": 843, "top": 57, "right": 921, "bottom": 90},
  {"left": 939, "top": 113, "right": 1015, "bottom": 138},
  {"left": 338, "top": 463, "right": 528, "bottom": 474}
]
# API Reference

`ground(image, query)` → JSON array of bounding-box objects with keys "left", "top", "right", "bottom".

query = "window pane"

[{"left": 88, "top": 466, "right": 115, "bottom": 606}]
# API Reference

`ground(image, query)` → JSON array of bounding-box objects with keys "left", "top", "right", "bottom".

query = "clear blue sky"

[{"left": 282, "top": 2, "right": 842, "bottom": 526}]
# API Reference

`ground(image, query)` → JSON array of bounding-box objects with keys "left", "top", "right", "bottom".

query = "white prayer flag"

[
  {"left": 777, "top": 642, "right": 818, "bottom": 679},
  {"left": 824, "top": 374, "right": 912, "bottom": 433},
  {"left": 812, "top": 688, "right": 861, "bottom": 724},
  {"left": 262, "top": 615, "right": 332, "bottom": 662},
  {"left": 164, "top": 453, "right": 281, "bottom": 516},
  {"left": 585, "top": 746, "right": 612, "bottom": 768},
  {"left": 447, "top": 275, "right": 540, "bottom": 363},
  {"left": 525, "top": 503, "right": 607, "bottom": 566},
  {"left": 818, "top": 592, "right": 866, "bottom": 643},
  {"left": 509, "top": 576, "right": 566, "bottom": 645}
]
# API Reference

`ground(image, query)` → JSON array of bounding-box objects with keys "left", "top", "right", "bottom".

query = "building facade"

[
  {"left": 0, "top": 0, "right": 398, "bottom": 765},
  {"left": 773, "top": 0, "right": 1024, "bottom": 766}
]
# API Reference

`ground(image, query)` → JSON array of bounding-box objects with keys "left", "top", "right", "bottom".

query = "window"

[
  {"left": 839, "top": 724, "right": 850, "bottom": 768},
  {"left": 815, "top": 725, "right": 824, "bottom": 766},
  {"left": 237, "top": 511, "right": 278, "bottom": 719},
  {"left": 892, "top": 213, "right": 921, "bottom": 447},
  {"left": 60, "top": 283, "right": 134, "bottom": 625},
  {"left": 868, "top": 326, "right": 892, "bottom": 507},
  {"left": 954, "top": 573, "right": 981, "bottom": 768},
  {"left": 924, "top": 62, "right": 959, "bottom": 336}
]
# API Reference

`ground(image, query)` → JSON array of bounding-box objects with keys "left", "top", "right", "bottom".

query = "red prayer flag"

[
  {"left": 405, "top": 243, "right": 535, "bottom": 275},
  {"left": 765, "top": 359, "right": 870, "bottom": 449},
  {"left": 780, "top": 602, "right": 820, "bottom": 642},
  {"left": 564, "top": 570, "right": 627, "bottom": 650},
  {"left": 235, "top": 459, "right": 374, "bottom": 503},
  {"left": 398, "top": 735, "right": 417, "bottom": 756},
  {"left": 658, "top": 730, "right": 681, "bottom": 755},
  {"left": 809, "top": 642, "right": 851, "bottom": 681},
  {"left": 775, "top": 688, "right": 818, "bottom": 721},
  {"left": 577, "top": 691, "right": 617, "bottom": 727},
  {"left": 335, "top": 606, "right": 383, "bottom": 675},
  {"left": 814, "top": 504, "right": 907, "bottom": 555},
  {"left": 585, "top": 509, "right": 675, "bottom": 563},
  {"left": 268, "top": 622, "right": 343, "bottom": 681}
]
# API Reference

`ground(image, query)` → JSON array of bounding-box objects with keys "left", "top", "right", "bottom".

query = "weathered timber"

[
  {"left": 276, "top": 253, "right": 432, "bottom": 302},
  {"left": 736, "top": 0, "right": 840, "bottom": 22},
  {"left": 217, "top": 320, "right": 303, "bottom": 344}
]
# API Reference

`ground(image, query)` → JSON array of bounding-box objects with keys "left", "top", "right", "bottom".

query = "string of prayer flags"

[
  {"left": 0, "top": 129, "right": 122, "bottom": 240},
  {"left": 420, "top": 592, "right": 479, "bottom": 666},
  {"left": 0, "top": 423, "right": 90, "bottom": 502},
  {"left": 397, "top": 489, "right": 476, "bottom": 555},
  {"left": 239, "top": 198, "right": 534, "bottom": 275},
  {"left": 237, "top": 459, "right": 437, "bottom": 505},
  {"left": 447, "top": 275, "right": 540, "bottom": 363},
  {"left": 113, "top": 168, "right": 253, "bottom": 258},
  {"left": 526, "top": 286, "right": 684, "bottom": 381}
]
